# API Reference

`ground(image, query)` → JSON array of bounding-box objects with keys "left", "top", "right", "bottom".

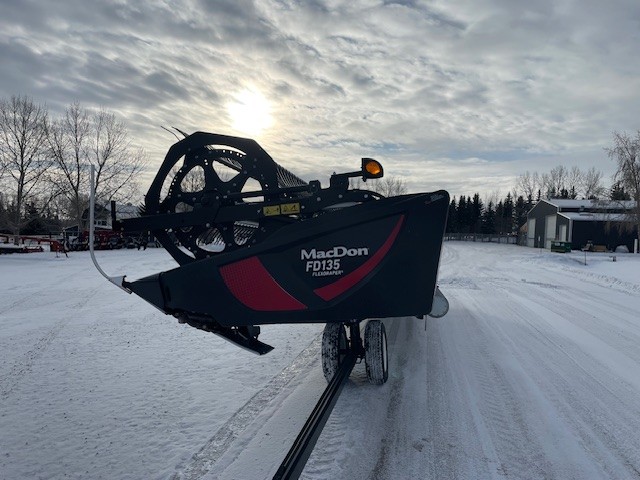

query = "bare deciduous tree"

[
  {"left": 542, "top": 165, "right": 568, "bottom": 198},
  {"left": 515, "top": 171, "right": 540, "bottom": 201},
  {"left": 0, "top": 95, "right": 50, "bottom": 235},
  {"left": 350, "top": 175, "right": 408, "bottom": 197},
  {"left": 46, "top": 102, "right": 146, "bottom": 229},
  {"left": 46, "top": 102, "right": 91, "bottom": 230},
  {"left": 0, "top": 151, "right": 6, "bottom": 181},
  {"left": 566, "top": 166, "right": 583, "bottom": 198},
  {"left": 91, "top": 109, "right": 146, "bottom": 205},
  {"left": 582, "top": 167, "right": 605, "bottom": 199},
  {"left": 370, "top": 176, "right": 408, "bottom": 197},
  {"left": 516, "top": 166, "right": 605, "bottom": 200},
  {"left": 606, "top": 130, "right": 640, "bottom": 249}
]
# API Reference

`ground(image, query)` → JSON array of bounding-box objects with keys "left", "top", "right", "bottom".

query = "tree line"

[
  {"left": 0, "top": 95, "right": 145, "bottom": 236},
  {"left": 447, "top": 192, "right": 526, "bottom": 235},
  {"left": 447, "top": 133, "right": 640, "bottom": 238},
  {"left": 446, "top": 166, "right": 605, "bottom": 236},
  {"left": 2, "top": 93, "right": 639, "bottom": 246}
]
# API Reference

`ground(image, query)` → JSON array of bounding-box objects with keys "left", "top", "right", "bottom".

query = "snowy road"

[
  {"left": 303, "top": 243, "right": 640, "bottom": 480},
  {"left": 2, "top": 243, "right": 640, "bottom": 479}
]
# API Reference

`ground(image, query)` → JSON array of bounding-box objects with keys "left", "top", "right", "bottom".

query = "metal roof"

[
  {"left": 559, "top": 212, "right": 633, "bottom": 222},
  {"left": 546, "top": 198, "right": 636, "bottom": 210}
]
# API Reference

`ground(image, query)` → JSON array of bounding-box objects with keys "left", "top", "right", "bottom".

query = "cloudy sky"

[{"left": 2, "top": 0, "right": 639, "bottom": 199}]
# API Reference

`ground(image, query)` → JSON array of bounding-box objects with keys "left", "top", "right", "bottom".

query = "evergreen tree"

[
  {"left": 569, "top": 186, "right": 577, "bottom": 199},
  {"left": 514, "top": 195, "right": 528, "bottom": 232},
  {"left": 457, "top": 196, "right": 468, "bottom": 233},
  {"left": 21, "top": 202, "right": 46, "bottom": 235},
  {"left": 471, "top": 193, "right": 483, "bottom": 233},
  {"left": 503, "top": 193, "right": 514, "bottom": 234},
  {"left": 495, "top": 200, "right": 504, "bottom": 234},
  {"left": 481, "top": 201, "right": 496, "bottom": 234},
  {"left": 447, "top": 197, "right": 458, "bottom": 233},
  {"left": 610, "top": 181, "right": 632, "bottom": 201}
]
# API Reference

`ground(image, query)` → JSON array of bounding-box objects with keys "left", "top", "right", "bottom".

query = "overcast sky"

[{"left": 2, "top": 0, "right": 639, "bottom": 199}]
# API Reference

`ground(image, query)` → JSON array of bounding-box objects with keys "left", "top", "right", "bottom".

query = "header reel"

[{"left": 118, "top": 132, "right": 386, "bottom": 265}]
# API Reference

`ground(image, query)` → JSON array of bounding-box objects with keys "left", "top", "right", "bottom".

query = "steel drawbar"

[{"left": 272, "top": 352, "right": 357, "bottom": 480}]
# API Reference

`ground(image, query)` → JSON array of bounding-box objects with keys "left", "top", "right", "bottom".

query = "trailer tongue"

[{"left": 91, "top": 130, "right": 449, "bottom": 477}]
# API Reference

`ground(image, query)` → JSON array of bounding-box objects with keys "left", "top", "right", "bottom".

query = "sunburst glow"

[{"left": 227, "top": 88, "right": 273, "bottom": 136}]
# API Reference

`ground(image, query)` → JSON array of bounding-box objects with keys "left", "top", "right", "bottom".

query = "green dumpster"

[{"left": 551, "top": 241, "right": 571, "bottom": 253}]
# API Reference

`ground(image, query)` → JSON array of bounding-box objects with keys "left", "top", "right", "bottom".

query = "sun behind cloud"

[{"left": 226, "top": 88, "right": 273, "bottom": 136}]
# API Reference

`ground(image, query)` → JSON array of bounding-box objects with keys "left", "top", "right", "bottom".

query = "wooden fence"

[{"left": 444, "top": 233, "right": 519, "bottom": 244}]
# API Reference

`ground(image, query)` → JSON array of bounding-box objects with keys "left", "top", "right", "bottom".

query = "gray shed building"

[{"left": 526, "top": 199, "right": 638, "bottom": 251}]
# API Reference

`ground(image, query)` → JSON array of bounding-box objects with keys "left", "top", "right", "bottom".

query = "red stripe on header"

[
  {"left": 314, "top": 215, "right": 405, "bottom": 301},
  {"left": 220, "top": 257, "right": 307, "bottom": 311}
]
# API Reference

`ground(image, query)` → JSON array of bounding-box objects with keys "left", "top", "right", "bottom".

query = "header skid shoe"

[{"left": 109, "top": 132, "right": 449, "bottom": 354}]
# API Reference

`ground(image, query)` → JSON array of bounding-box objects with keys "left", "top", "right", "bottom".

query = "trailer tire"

[
  {"left": 365, "top": 320, "right": 388, "bottom": 385},
  {"left": 322, "top": 323, "right": 347, "bottom": 383}
]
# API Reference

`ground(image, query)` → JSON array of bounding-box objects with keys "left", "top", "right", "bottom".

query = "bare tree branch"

[
  {"left": 606, "top": 130, "right": 640, "bottom": 247},
  {"left": 91, "top": 109, "right": 146, "bottom": 204},
  {"left": 582, "top": 167, "right": 605, "bottom": 199},
  {"left": 46, "top": 103, "right": 147, "bottom": 229},
  {"left": 350, "top": 175, "right": 408, "bottom": 197},
  {"left": 0, "top": 95, "right": 49, "bottom": 235},
  {"left": 514, "top": 171, "right": 539, "bottom": 200}
]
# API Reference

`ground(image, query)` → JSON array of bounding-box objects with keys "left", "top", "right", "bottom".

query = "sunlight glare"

[{"left": 227, "top": 88, "right": 273, "bottom": 136}]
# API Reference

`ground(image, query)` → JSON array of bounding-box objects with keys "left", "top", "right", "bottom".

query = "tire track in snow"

[
  {"left": 172, "top": 333, "right": 322, "bottom": 480},
  {"left": 534, "top": 259, "right": 640, "bottom": 296},
  {"left": 497, "top": 285, "right": 640, "bottom": 477},
  {"left": 487, "top": 267, "right": 640, "bottom": 474},
  {"left": 0, "top": 295, "right": 61, "bottom": 316},
  {"left": 0, "top": 268, "right": 85, "bottom": 315},
  {"left": 301, "top": 412, "right": 348, "bottom": 479},
  {"left": 519, "top": 283, "right": 640, "bottom": 365},
  {"left": 436, "top": 250, "right": 585, "bottom": 478},
  {"left": 0, "top": 285, "right": 102, "bottom": 401},
  {"left": 369, "top": 327, "right": 409, "bottom": 479},
  {"left": 0, "top": 320, "right": 65, "bottom": 400},
  {"left": 446, "top": 295, "right": 551, "bottom": 479},
  {"left": 302, "top": 320, "right": 401, "bottom": 480},
  {"left": 439, "top": 243, "right": 459, "bottom": 267},
  {"left": 458, "top": 262, "right": 640, "bottom": 479},
  {"left": 467, "top": 293, "right": 614, "bottom": 478}
]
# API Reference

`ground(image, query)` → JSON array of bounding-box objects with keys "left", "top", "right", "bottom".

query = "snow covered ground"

[{"left": 1, "top": 243, "right": 640, "bottom": 479}]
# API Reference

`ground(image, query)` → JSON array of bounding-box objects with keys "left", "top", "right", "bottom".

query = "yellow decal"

[
  {"left": 263, "top": 205, "right": 281, "bottom": 216},
  {"left": 281, "top": 203, "right": 301, "bottom": 214}
]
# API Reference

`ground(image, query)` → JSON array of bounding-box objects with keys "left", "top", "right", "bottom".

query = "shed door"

[
  {"left": 559, "top": 224, "right": 567, "bottom": 242},
  {"left": 527, "top": 218, "right": 536, "bottom": 247},
  {"left": 545, "top": 215, "right": 557, "bottom": 249}
]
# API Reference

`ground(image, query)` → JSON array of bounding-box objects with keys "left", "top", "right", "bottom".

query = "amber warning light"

[{"left": 362, "top": 158, "right": 384, "bottom": 179}]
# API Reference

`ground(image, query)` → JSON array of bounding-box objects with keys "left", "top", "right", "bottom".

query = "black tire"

[
  {"left": 365, "top": 320, "right": 388, "bottom": 385},
  {"left": 322, "top": 323, "right": 348, "bottom": 383}
]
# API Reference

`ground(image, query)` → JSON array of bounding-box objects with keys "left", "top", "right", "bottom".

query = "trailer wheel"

[
  {"left": 365, "top": 320, "right": 388, "bottom": 385},
  {"left": 322, "top": 323, "right": 347, "bottom": 383}
]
